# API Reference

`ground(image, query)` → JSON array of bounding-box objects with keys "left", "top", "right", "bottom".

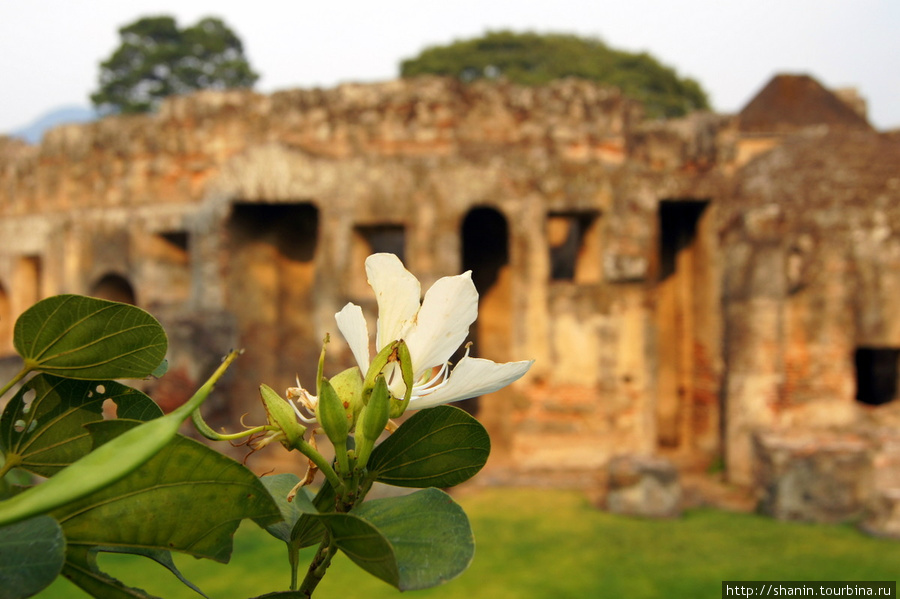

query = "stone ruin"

[{"left": 1, "top": 74, "right": 899, "bottom": 529}]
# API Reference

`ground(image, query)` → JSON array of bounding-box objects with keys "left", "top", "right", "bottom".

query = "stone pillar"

[
  {"left": 723, "top": 234, "right": 786, "bottom": 486},
  {"left": 188, "top": 193, "right": 231, "bottom": 313}
]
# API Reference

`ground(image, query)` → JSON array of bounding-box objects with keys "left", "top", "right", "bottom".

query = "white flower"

[{"left": 335, "top": 253, "right": 533, "bottom": 410}]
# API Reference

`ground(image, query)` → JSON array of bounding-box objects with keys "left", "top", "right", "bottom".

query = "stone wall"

[
  {"left": 1, "top": 75, "right": 897, "bottom": 493},
  {"left": 722, "top": 130, "right": 900, "bottom": 484}
]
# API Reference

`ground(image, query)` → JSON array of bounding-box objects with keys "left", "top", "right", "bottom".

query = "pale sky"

[{"left": 2, "top": 0, "right": 898, "bottom": 134}]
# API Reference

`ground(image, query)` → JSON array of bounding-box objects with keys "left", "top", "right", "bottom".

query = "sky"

[{"left": 2, "top": 0, "right": 899, "bottom": 134}]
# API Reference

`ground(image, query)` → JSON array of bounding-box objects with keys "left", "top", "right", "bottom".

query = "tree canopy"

[
  {"left": 91, "top": 15, "right": 259, "bottom": 115},
  {"left": 400, "top": 31, "right": 710, "bottom": 119}
]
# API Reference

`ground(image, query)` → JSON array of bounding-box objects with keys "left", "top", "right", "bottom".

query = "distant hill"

[{"left": 9, "top": 106, "right": 97, "bottom": 144}]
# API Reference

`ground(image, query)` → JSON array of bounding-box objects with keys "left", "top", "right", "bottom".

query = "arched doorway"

[
  {"left": 461, "top": 207, "right": 512, "bottom": 430},
  {"left": 90, "top": 273, "right": 137, "bottom": 305}
]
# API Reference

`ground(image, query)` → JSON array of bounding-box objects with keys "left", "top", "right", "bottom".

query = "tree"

[
  {"left": 400, "top": 31, "right": 710, "bottom": 119},
  {"left": 91, "top": 15, "right": 259, "bottom": 115}
]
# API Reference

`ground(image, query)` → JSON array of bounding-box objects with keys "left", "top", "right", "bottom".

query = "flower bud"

[
  {"left": 354, "top": 374, "right": 391, "bottom": 468},
  {"left": 315, "top": 333, "right": 329, "bottom": 395},
  {"left": 389, "top": 340, "right": 414, "bottom": 419},
  {"left": 328, "top": 366, "right": 363, "bottom": 428},
  {"left": 361, "top": 341, "right": 399, "bottom": 405},
  {"left": 316, "top": 378, "right": 351, "bottom": 474},
  {"left": 259, "top": 384, "right": 306, "bottom": 450},
  {"left": 316, "top": 378, "right": 350, "bottom": 447}
]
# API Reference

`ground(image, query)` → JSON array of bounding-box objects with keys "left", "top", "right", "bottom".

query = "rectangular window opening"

[
  {"left": 548, "top": 211, "right": 599, "bottom": 282},
  {"left": 159, "top": 231, "right": 189, "bottom": 253},
  {"left": 658, "top": 199, "right": 709, "bottom": 281},
  {"left": 855, "top": 347, "right": 900, "bottom": 406}
]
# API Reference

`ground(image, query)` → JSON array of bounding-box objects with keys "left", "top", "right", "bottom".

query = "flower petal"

[
  {"left": 335, "top": 303, "right": 371, "bottom": 373},
  {"left": 366, "top": 253, "right": 421, "bottom": 350},
  {"left": 404, "top": 271, "right": 478, "bottom": 377},
  {"left": 411, "top": 356, "right": 534, "bottom": 409}
]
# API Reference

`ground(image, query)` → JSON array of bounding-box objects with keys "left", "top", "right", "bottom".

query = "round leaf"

[
  {"left": 0, "top": 515, "right": 66, "bottom": 599},
  {"left": 305, "top": 488, "right": 475, "bottom": 591},
  {"left": 368, "top": 405, "right": 490, "bottom": 488},
  {"left": 14, "top": 295, "right": 167, "bottom": 380},
  {"left": 0, "top": 352, "right": 240, "bottom": 528},
  {"left": 318, "top": 512, "right": 399, "bottom": 587},
  {"left": 354, "top": 488, "right": 475, "bottom": 591},
  {"left": 1, "top": 374, "right": 162, "bottom": 478}
]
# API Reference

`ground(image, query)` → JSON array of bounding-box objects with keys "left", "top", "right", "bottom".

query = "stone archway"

[
  {"left": 90, "top": 273, "right": 137, "bottom": 305},
  {"left": 461, "top": 207, "right": 513, "bottom": 448},
  {"left": 463, "top": 207, "right": 510, "bottom": 302}
]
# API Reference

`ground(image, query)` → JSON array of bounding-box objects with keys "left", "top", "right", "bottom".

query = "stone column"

[{"left": 723, "top": 241, "right": 786, "bottom": 486}]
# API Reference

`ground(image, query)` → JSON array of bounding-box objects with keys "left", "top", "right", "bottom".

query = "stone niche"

[
  {"left": 604, "top": 454, "right": 682, "bottom": 518},
  {"left": 754, "top": 432, "right": 873, "bottom": 523}
]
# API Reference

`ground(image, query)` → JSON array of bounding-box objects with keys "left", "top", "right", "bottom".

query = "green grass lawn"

[{"left": 39, "top": 487, "right": 900, "bottom": 598}]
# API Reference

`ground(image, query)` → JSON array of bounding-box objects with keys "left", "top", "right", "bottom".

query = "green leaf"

[
  {"left": 93, "top": 547, "right": 208, "bottom": 598},
  {"left": 0, "top": 351, "right": 240, "bottom": 528},
  {"left": 0, "top": 515, "right": 65, "bottom": 599},
  {"left": 354, "top": 488, "right": 475, "bottom": 591},
  {"left": 13, "top": 295, "right": 167, "bottom": 380},
  {"left": 257, "top": 473, "right": 317, "bottom": 544},
  {"left": 288, "top": 482, "right": 338, "bottom": 550},
  {"left": 307, "top": 488, "right": 475, "bottom": 591},
  {"left": 63, "top": 546, "right": 162, "bottom": 599},
  {"left": 318, "top": 511, "right": 399, "bottom": 587},
  {"left": 149, "top": 359, "right": 169, "bottom": 379},
  {"left": 0, "top": 468, "right": 32, "bottom": 500},
  {"left": 0, "top": 374, "right": 162, "bottom": 477},
  {"left": 368, "top": 405, "right": 490, "bottom": 488},
  {"left": 53, "top": 420, "right": 282, "bottom": 563}
]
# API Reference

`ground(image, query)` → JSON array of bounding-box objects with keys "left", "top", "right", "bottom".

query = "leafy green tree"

[
  {"left": 91, "top": 15, "right": 259, "bottom": 115},
  {"left": 401, "top": 31, "right": 710, "bottom": 118}
]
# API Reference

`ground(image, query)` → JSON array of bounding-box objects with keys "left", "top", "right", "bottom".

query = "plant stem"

[
  {"left": 173, "top": 350, "right": 242, "bottom": 419},
  {"left": 299, "top": 532, "right": 338, "bottom": 598},
  {"left": 0, "top": 454, "right": 20, "bottom": 480},
  {"left": 190, "top": 407, "right": 270, "bottom": 441},
  {"left": 294, "top": 438, "right": 344, "bottom": 494},
  {"left": 288, "top": 545, "right": 300, "bottom": 591},
  {"left": 0, "top": 366, "right": 31, "bottom": 401},
  {"left": 294, "top": 456, "right": 372, "bottom": 596}
]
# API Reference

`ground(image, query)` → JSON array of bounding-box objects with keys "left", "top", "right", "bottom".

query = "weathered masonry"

[{"left": 1, "top": 74, "right": 899, "bottom": 512}]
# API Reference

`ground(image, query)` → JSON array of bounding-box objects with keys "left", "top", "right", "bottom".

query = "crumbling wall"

[
  {"left": 723, "top": 131, "right": 900, "bottom": 484},
  {"left": 0, "top": 77, "right": 739, "bottom": 476}
]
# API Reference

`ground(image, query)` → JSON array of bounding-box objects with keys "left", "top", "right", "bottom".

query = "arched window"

[
  {"left": 462, "top": 207, "right": 509, "bottom": 295},
  {"left": 460, "top": 207, "right": 511, "bottom": 415}
]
